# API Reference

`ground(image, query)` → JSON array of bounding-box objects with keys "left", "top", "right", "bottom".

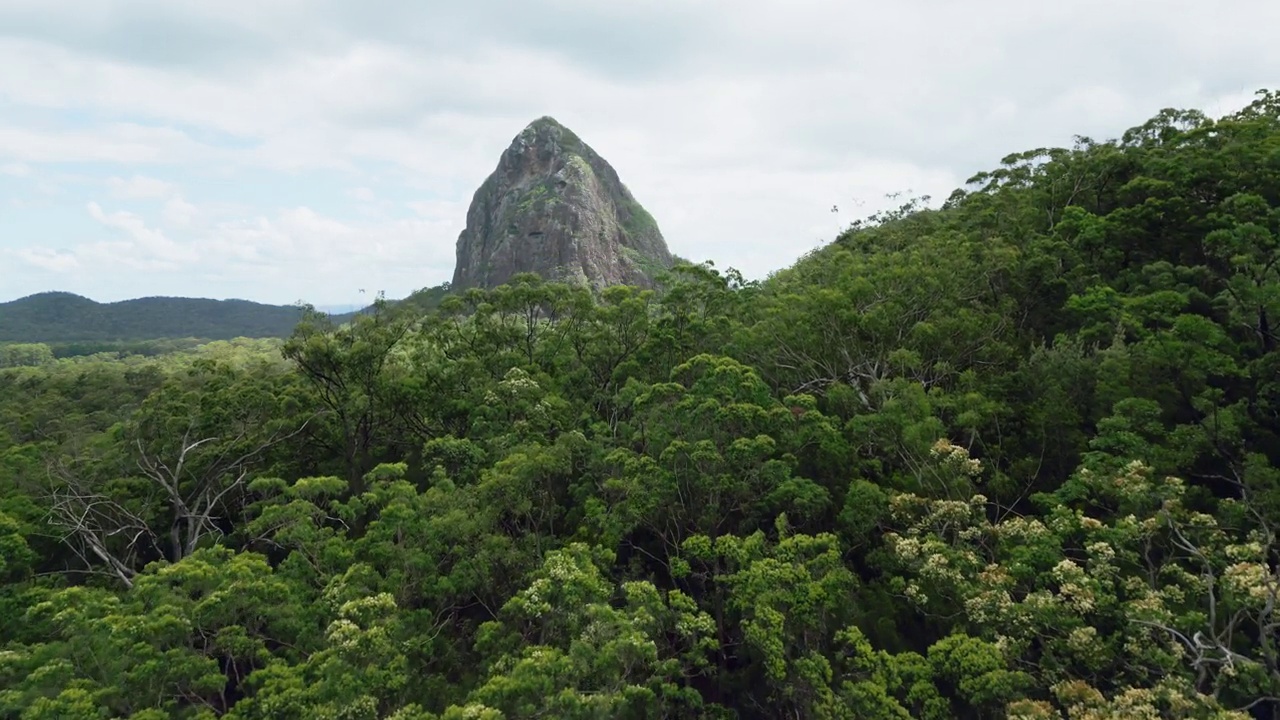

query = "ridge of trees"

[{"left": 2, "top": 91, "right": 1280, "bottom": 718}]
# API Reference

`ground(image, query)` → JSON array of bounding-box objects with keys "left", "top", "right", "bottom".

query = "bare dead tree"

[
  {"left": 1134, "top": 487, "right": 1280, "bottom": 715},
  {"left": 44, "top": 415, "right": 314, "bottom": 586},
  {"left": 44, "top": 467, "right": 152, "bottom": 588}
]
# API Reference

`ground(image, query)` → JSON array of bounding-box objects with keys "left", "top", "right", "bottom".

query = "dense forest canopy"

[{"left": 3, "top": 91, "right": 1280, "bottom": 718}]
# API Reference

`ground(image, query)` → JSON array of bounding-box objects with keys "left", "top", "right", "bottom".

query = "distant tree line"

[{"left": 2, "top": 92, "right": 1280, "bottom": 719}]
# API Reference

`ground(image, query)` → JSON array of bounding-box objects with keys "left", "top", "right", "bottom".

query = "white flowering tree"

[{"left": 883, "top": 441, "right": 1278, "bottom": 718}]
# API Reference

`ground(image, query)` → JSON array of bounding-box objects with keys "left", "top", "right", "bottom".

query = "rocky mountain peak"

[{"left": 450, "top": 117, "right": 674, "bottom": 291}]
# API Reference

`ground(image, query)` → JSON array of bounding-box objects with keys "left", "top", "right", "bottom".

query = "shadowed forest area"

[{"left": 3, "top": 92, "right": 1280, "bottom": 718}]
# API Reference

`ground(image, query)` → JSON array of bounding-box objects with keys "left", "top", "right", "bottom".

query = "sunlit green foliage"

[{"left": 3, "top": 92, "right": 1280, "bottom": 718}]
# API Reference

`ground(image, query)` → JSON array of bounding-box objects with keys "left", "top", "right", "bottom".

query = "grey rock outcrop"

[{"left": 451, "top": 117, "right": 674, "bottom": 291}]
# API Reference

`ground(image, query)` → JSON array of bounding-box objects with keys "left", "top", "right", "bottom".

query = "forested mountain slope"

[
  {"left": 0, "top": 292, "right": 312, "bottom": 342},
  {"left": 2, "top": 92, "right": 1280, "bottom": 719},
  {"left": 0, "top": 287, "right": 453, "bottom": 344}
]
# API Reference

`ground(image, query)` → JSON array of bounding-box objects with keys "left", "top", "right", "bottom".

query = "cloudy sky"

[{"left": 1, "top": 0, "right": 1277, "bottom": 306}]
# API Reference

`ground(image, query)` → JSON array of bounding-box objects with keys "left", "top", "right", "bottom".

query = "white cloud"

[
  {"left": 406, "top": 199, "right": 466, "bottom": 219},
  {"left": 85, "top": 201, "right": 199, "bottom": 269},
  {"left": 1, "top": 0, "right": 1278, "bottom": 303},
  {"left": 189, "top": 203, "right": 461, "bottom": 302},
  {"left": 9, "top": 247, "right": 79, "bottom": 273},
  {"left": 106, "top": 174, "right": 176, "bottom": 199},
  {"left": 163, "top": 196, "right": 199, "bottom": 226},
  {"left": 0, "top": 122, "right": 217, "bottom": 164},
  {"left": 8, "top": 191, "right": 461, "bottom": 303}
]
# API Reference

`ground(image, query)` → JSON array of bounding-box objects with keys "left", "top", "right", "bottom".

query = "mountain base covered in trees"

[{"left": 3, "top": 92, "right": 1280, "bottom": 719}]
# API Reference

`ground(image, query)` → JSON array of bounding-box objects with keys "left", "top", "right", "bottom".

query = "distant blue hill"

[
  {"left": 0, "top": 284, "right": 454, "bottom": 343},
  {"left": 0, "top": 292, "right": 356, "bottom": 343}
]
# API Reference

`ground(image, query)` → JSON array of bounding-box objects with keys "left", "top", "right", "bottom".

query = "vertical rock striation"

[{"left": 451, "top": 117, "right": 674, "bottom": 291}]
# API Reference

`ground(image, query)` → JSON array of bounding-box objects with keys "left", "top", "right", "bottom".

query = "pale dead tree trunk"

[
  {"left": 1135, "top": 486, "right": 1280, "bottom": 716},
  {"left": 135, "top": 418, "right": 314, "bottom": 562},
  {"left": 135, "top": 431, "right": 243, "bottom": 562},
  {"left": 45, "top": 417, "right": 313, "bottom": 586},
  {"left": 44, "top": 475, "right": 152, "bottom": 589}
]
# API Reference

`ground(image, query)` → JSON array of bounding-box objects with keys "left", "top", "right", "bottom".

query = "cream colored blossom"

[{"left": 1223, "top": 561, "right": 1275, "bottom": 603}]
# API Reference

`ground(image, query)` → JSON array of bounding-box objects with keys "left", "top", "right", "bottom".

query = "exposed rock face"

[{"left": 451, "top": 117, "right": 674, "bottom": 291}]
